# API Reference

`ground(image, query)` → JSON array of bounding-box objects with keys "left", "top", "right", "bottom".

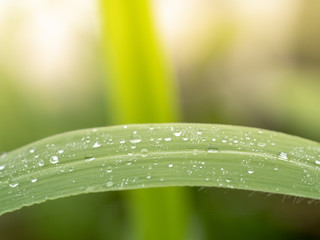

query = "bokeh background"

[{"left": 0, "top": 0, "right": 319, "bottom": 239}]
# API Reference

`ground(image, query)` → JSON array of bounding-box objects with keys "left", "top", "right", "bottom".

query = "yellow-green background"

[{"left": 0, "top": 0, "right": 319, "bottom": 239}]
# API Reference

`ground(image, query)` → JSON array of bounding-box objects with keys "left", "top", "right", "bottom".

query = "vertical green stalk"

[{"left": 99, "top": 1, "right": 189, "bottom": 240}]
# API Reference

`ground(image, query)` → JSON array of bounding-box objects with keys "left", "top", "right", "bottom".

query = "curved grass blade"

[{"left": 1, "top": 123, "right": 320, "bottom": 215}]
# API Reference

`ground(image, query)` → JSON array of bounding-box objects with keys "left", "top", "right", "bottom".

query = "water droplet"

[
  {"left": 58, "top": 150, "right": 64, "bottom": 154},
  {"left": 140, "top": 149, "right": 148, "bottom": 157},
  {"left": 168, "top": 164, "right": 173, "bottom": 168},
  {"left": 206, "top": 144, "right": 219, "bottom": 153},
  {"left": 31, "top": 178, "right": 38, "bottom": 183},
  {"left": 85, "top": 155, "right": 95, "bottom": 162},
  {"left": 258, "top": 142, "right": 266, "bottom": 147},
  {"left": 173, "top": 131, "right": 182, "bottom": 137},
  {"left": 93, "top": 142, "right": 101, "bottom": 148},
  {"left": 9, "top": 182, "right": 19, "bottom": 188},
  {"left": 278, "top": 152, "right": 288, "bottom": 160},
  {"left": 212, "top": 138, "right": 216, "bottom": 142},
  {"left": 50, "top": 156, "right": 59, "bottom": 164},
  {"left": 197, "top": 130, "right": 202, "bottom": 135},
  {"left": 29, "top": 148, "right": 35, "bottom": 153},
  {"left": 164, "top": 137, "right": 171, "bottom": 142},
  {"left": 316, "top": 160, "right": 320, "bottom": 165},
  {"left": 38, "top": 160, "right": 45, "bottom": 167},
  {"left": 106, "top": 167, "right": 113, "bottom": 173},
  {"left": 248, "top": 170, "right": 254, "bottom": 174},
  {"left": 106, "top": 181, "right": 113, "bottom": 187},
  {"left": 0, "top": 165, "right": 5, "bottom": 170},
  {"left": 130, "top": 135, "right": 142, "bottom": 144},
  {"left": 146, "top": 175, "right": 151, "bottom": 179}
]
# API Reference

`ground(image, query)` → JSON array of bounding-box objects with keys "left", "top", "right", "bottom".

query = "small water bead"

[
  {"left": 31, "top": 178, "right": 38, "bottom": 183},
  {"left": 58, "top": 150, "right": 64, "bottom": 154},
  {"left": 168, "top": 164, "right": 173, "bottom": 168},
  {"left": 9, "top": 182, "right": 19, "bottom": 188},
  {"left": 123, "top": 125, "right": 128, "bottom": 129},
  {"left": 0, "top": 165, "right": 5, "bottom": 170},
  {"left": 38, "top": 160, "right": 45, "bottom": 167},
  {"left": 146, "top": 175, "right": 151, "bottom": 179},
  {"left": 206, "top": 144, "right": 219, "bottom": 153},
  {"left": 93, "top": 142, "right": 101, "bottom": 148},
  {"left": 248, "top": 170, "right": 254, "bottom": 174},
  {"left": 29, "top": 149, "right": 35, "bottom": 153},
  {"left": 164, "top": 137, "right": 171, "bottom": 142},
  {"left": 258, "top": 142, "right": 266, "bottom": 147},
  {"left": 212, "top": 138, "right": 216, "bottom": 142},
  {"left": 173, "top": 131, "right": 182, "bottom": 137},
  {"left": 106, "top": 181, "right": 113, "bottom": 187},
  {"left": 279, "top": 152, "right": 288, "bottom": 160},
  {"left": 85, "top": 156, "right": 95, "bottom": 162},
  {"left": 182, "top": 138, "right": 188, "bottom": 141},
  {"left": 50, "top": 156, "right": 59, "bottom": 164},
  {"left": 130, "top": 135, "right": 142, "bottom": 144},
  {"left": 140, "top": 149, "right": 148, "bottom": 157},
  {"left": 106, "top": 167, "right": 113, "bottom": 173},
  {"left": 316, "top": 160, "right": 320, "bottom": 165}
]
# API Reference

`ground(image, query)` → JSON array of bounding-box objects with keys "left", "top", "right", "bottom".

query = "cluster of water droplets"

[{"left": 1, "top": 124, "right": 320, "bottom": 210}]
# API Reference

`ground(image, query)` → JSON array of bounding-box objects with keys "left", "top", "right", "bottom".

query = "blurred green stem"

[{"left": 99, "top": 1, "right": 189, "bottom": 239}]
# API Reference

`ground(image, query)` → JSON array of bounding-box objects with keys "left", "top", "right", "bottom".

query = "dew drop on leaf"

[
  {"left": 278, "top": 152, "right": 288, "bottom": 160},
  {"left": 85, "top": 155, "right": 95, "bottom": 162},
  {"left": 206, "top": 144, "right": 219, "bottom": 153},
  {"left": 31, "top": 178, "right": 38, "bottom": 183},
  {"left": 130, "top": 135, "right": 142, "bottom": 144},
  {"left": 93, "top": 142, "right": 101, "bottom": 148},
  {"left": 50, "top": 156, "right": 59, "bottom": 164},
  {"left": 140, "top": 149, "right": 148, "bottom": 157},
  {"left": 106, "top": 181, "right": 113, "bottom": 187}
]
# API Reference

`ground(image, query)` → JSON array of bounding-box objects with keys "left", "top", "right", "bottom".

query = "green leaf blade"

[{"left": 1, "top": 123, "right": 319, "bottom": 215}]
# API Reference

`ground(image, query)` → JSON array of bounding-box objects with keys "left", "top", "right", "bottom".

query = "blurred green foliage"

[{"left": 0, "top": 0, "right": 320, "bottom": 239}]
